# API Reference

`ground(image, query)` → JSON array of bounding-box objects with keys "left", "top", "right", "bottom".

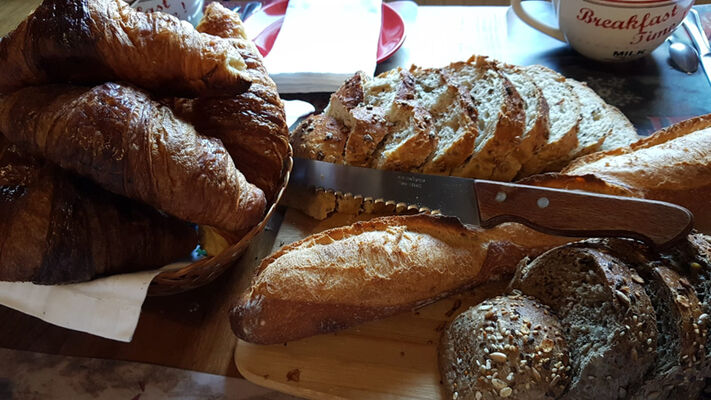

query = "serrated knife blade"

[
  {"left": 292, "top": 157, "right": 479, "bottom": 224},
  {"left": 290, "top": 157, "right": 694, "bottom": 248}
]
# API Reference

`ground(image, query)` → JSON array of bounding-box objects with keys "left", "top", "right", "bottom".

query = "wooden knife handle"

[{"left": 474, "top": 180, "right": 693, "bottom": 248}]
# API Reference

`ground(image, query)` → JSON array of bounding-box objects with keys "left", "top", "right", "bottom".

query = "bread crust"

[
  {"left": 230, "top": 214, "right": 573, "bottom": 344},
  {"left": 526, "top": 113, "right": 711, "bottom": 233}
]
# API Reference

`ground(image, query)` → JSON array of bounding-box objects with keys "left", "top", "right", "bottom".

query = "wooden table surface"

[{"left": 2, "top": 0, "right": 711, "bottom": 382}]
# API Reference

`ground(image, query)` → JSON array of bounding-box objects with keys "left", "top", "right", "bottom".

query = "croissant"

[
  {"left": 0, "top": 0, "right": 251, "bottom": 96},
  {"left": 0, "top": 137, "right": 197, "bottom": 284},
  {"left": 0, "top": 82, "right": 267, "bottom": 233},
  {"left": 173, "top": 3, "right": 290, "bottom": 201}
]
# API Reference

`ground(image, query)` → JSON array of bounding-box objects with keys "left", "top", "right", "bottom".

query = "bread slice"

[
  {"left": 600, "top": 104, "right": 641, "bottom": 151},
  {"left": 510, "top": 241, "right": 658, "bottom": 400},
  {"left": 497, "top": 63, "right": 550, "bottom": 178},
  {"left": 662, "top": 233, "right": 711, "bottom": 379},
  {"left": 323, "top": 71, "right": 390, "bottom": 167},
  {"left": 291, "top": 114, "right": 348, "bottom": 163},
  {"left": 440, "top": 293, "right": 571, "bottom": 400},
  {"left": 631, "top": 265, "right": 706, "bottom": 400},
  {"left": 413, "top": 66, "right": 478, "bottom": 175},
  {"left": 517, "top": 65, "right": 580, "bottom": 177},
  {"left": 369, "top": 69, "right": 437, "bottom": 171},
  {"left": 549, "top": 79, "right": 614, "bottom": 170},
  {"left": 231, "top": 215, "right": 575, "bottom": 344},
  {"left": 445, "top": 56, "right": 525, "bottom": 180}
]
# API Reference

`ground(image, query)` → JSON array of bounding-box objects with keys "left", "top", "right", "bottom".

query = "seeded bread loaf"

[
  {"left": 230, "top": 214, "right": 574, "bottom": 344},
  {"left": 631, "top": 265, "right": 706, "bottom": 400},
  {"left": 439, "top": 293, "right": 571, "bottom": 400},
  {"left": 510, "top": 242, "right": 658, "bottom": 400}
]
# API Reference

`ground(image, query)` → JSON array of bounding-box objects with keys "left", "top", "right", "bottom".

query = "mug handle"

[{"left": 510, "top": 0, "right": 566, "bottom": 42}]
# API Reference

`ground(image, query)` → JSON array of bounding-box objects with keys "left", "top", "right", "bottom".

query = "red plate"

[{"left": 245, "top": 0, "right": 406, "bottom": 63}]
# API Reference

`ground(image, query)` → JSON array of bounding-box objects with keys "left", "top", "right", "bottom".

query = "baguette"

[
  {"left": 520, "top": 113, "right": 711, "bottom": 233},
  {"left": 230, "top": 214, "right": 573, "bottom": 344}
]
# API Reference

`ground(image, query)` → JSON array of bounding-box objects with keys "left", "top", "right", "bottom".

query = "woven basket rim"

[{"left": 147, "top": 147, "right": 293, "bottom": 296}]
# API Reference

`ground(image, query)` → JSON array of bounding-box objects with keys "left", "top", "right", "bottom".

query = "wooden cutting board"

[{"left": 234, "top": 209, "right": 510, "bottom": 399}]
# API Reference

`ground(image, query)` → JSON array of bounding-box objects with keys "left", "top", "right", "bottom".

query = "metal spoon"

[{"left": 668, "top": 38, "right": 699, "bottom": 74}]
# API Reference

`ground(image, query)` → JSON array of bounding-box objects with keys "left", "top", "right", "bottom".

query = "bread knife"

[{"left": 291, "top": 158, "right": 693, "bottom": 248}]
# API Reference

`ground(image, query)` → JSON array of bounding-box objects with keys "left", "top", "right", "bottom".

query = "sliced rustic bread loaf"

[
  {"left": 497, "top": 63, "right": 550, "bottom": 178},
  {"left": 552, "top": 79, "right": 613, "bottom": 169},
  {"left": 510, "top": 242, "right": 657, "bottom": 400},
  {"left": 291, "top": 114, "right": 348, "bottom": 163},
  {"left": 324, "top": 70, "right": 391, "bottom": 167},
  {"left": 366, "top": 69, "right": 437, "bottom": 171},
  {"left": 600, "top": 104, "right": 641, "bottom": 151},
  {"left": 630, "top": 264, "right": 706, "bottom": 400},
  {"left": 439, "top": 293, "right": 571, "bottom": 400},
  {"left": 518, "top": 65, "right": 580, "bottom": 177},
  {"left": 413, "top": 66, "right": 478, "bottom": 175},
  {"left": 445, "top": 56, "right": 525, "bottom": 180}
]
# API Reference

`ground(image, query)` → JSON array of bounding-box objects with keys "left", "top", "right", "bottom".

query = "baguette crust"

[
  {"left": 231, "top": 214, "right": 573, "bottom": 344},
  {"left": 525, "top": 114, "right": 711, "bottom": 233}
]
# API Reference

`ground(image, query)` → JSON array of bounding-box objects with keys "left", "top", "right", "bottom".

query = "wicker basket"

[{"left": 147, "top": 150, "right": 293, "bottom": 296}]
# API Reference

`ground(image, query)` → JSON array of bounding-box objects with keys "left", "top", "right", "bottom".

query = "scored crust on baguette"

[
  {"left": 414, "top": 66, "right": 478, "bottom": 175},
  {"left": 496, "top": 63, "right": 550, "bottom": 178},
  {"left": 518, "top": 65, "right": 580, "bottom": 177},
  {"left": 231, "top": 214, "right": 574, "bottom": 344},
  {"left": 446, "top": 56, "right": 525, "bottom": 180}
]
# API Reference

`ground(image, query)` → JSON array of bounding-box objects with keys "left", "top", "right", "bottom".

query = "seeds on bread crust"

[{"left": 439, "top": 294, "right": 571, "bottom": 400}]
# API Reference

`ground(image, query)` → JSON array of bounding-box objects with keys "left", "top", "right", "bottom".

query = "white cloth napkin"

[
  {"left": 0, "top": 101, "right": 314, "bottom": 343},
  {"left": 264, "top": 0, "right": 382, "bottom": 93}
]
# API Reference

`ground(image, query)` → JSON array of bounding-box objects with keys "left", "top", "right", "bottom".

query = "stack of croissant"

[{"left": 0, "top": 0, "right": 290, "bottom": 284}]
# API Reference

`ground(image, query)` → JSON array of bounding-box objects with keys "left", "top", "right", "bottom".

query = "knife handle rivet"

[
  {"left": 537, "top": 197, "right": 550, "bottom": 209},
  {"left": 495, "top": 192, "right": 507, "bottom": 203}
]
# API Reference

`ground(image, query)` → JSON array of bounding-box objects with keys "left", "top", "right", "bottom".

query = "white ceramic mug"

[{"left": 511, "top": 0, "right": 695, "bottom": 61}]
